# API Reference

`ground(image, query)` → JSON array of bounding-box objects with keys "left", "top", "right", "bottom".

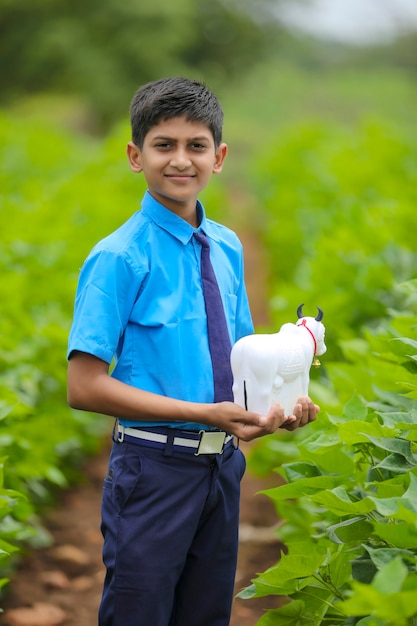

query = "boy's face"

[{"left": 127, "top": 116, "right": 227, "bottom": 224}]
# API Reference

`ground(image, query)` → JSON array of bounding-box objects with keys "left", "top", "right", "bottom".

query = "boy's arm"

[{"left": 68, "top": 352, "right": 318, "bottom": 441}]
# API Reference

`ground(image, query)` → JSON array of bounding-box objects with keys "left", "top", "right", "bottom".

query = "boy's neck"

[{"left": 149, "top": 191, "right": 200, "bottom": 228}]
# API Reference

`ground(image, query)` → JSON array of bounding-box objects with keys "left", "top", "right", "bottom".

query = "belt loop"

[
  {"left": 112, "top": 419, "right": 121, "bottom": 443},
  {"left": 163, "top": 429, "right": 175, "bottom": 456},
  {"left": 115, "top": 421, "right": 125, "bottom": 443}
]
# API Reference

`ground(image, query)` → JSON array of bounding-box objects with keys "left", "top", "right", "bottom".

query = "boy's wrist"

[{"left": 176, "top": 400, "right": 219, "bottom": 430}]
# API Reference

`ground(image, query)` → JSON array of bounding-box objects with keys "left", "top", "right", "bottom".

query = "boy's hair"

[{"left": 130, "top": 77, "right": 224, "bottom": 149}]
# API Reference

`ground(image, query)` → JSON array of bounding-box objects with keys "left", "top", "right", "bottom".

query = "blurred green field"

[
  {"left": 1, "top": 60, "right": 416, "bottom": 609},
  {"left": 222, "top": 62, "right": 417, "bottom": 173}
]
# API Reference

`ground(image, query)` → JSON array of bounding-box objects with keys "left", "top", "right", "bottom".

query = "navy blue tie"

[{"left": 194, "top": 231, "right": 233, "bottom": 402}]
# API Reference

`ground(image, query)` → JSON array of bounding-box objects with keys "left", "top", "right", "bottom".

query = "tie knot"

[{"left": 194, "top": 231, "right": 210, "bottom": 249}]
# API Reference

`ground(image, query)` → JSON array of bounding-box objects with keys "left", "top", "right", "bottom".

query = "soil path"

[{"left": 2, "top": 227, "right": 284, "bottom": 626}]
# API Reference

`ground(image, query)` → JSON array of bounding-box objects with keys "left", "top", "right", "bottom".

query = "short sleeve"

[{"left": 67, "top": 250, "right": 144, "bottom": 363}]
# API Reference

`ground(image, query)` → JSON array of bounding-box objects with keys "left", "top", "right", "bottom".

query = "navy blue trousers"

[{"left": 98, "top": 436, "right": 246, "bottom": 626}]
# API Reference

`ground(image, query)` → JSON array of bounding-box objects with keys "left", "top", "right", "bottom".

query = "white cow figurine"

[{"left": 231, "top": 305, "right": 326, "bottom": 417}]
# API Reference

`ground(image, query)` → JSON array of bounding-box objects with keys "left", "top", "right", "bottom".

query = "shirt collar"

[{"left": 141, "top": 191, "right": 221, "bottom": 244}]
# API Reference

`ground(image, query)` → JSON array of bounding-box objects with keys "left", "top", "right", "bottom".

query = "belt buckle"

[{"left": 194, "top": 431, "right": 227, "bottom": 456}]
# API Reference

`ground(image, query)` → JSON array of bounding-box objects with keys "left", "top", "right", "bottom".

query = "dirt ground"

[
  {"left": 2, "top": 227, "right": 285, "bottom": 625},
  {"left": 2, "top": 442, "right": 284, "bottom": 626}
]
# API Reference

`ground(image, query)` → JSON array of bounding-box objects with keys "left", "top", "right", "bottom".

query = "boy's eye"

[{"left": 153, "top": 141, "right": 208, "bottom": 151}]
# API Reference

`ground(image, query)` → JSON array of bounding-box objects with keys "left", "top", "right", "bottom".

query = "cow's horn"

[
  {"left": 315, "top": 306, "right": 324, "bottom": 322},
  {"left": 296, "top": 304, "right": 304, "bottom": 318}
]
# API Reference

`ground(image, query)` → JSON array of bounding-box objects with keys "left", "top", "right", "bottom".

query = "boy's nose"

[{"left": 170, "top": 149, "right": 192, "bottom": 170}]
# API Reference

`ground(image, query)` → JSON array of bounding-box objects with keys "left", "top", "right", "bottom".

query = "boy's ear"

[
  {"left": 212, "top": 143, "right": 228, "bottom": 175},
  {"left": 127, "top": 141, "right": 143, "bottom": 173}
]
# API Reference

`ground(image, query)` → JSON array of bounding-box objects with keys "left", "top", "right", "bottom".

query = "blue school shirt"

[{"left": 67, "top": 191, "right": 254, "bottom": 430}]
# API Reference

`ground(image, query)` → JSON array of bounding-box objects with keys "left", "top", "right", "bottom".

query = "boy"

[{"left": 67, "top": 77, "right": 319, "bottom": 626}]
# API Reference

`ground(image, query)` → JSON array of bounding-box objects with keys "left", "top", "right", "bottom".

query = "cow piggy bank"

[{"left": 230, "top": 304, "right": 326, "bottom": 416}]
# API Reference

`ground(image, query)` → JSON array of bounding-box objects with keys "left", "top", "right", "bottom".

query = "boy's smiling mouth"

[{"left": 165, "top": 173, "right": 196, "bottom": 180}]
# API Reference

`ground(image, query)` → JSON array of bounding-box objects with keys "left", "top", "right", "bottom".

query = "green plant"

[
  {"left": 0, "top": 114, "right": 131, "bottom": 592},
  {"left": 240, "top": 282, "right": 417, "bottom": 625}
]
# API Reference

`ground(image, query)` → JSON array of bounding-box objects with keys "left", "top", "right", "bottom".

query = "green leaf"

[
  {"left": 327, "top": 548, "right": 352, "bottom": 589},
  {"left": 371, "top": 474, "right": 408, "bottom": 498},
  {"left": 0, "top": 488, "right": 26, "bottom": 505},
  {"left": 261, "top": 475, "right": 345, "bottom": 503},
  {"left": 363, "top": 435, "right": 417, "bottom": 465},
  {"left": 250, "top": 542, "right": 327, "bottom": 597},
  {"left": 342, "top": 559, "right": 417, "bottom": 622},
  {"left": 356, "top": 617, "right": 386, "bottom": 626},
  {"left": 250, "top": 569, "right": 301, "bottom": 597},
  {"left": 311, "top": 487, "right": 375, "bottom": 516},
  {"left": 375, "top": 453, "right": 416, "bottom": 473},
  {"left": 256, "top": 600, "right": 306, "bottom": 626},
  {"left": 236, "top": 583, "right": 257, "bottom": 600},
  {"left": 364, "top": 545, "right": 416, "bottom": 570},
  {"left": 389, "top": 336, "right": 417, "bottom": 354},
  {"left": 344, "top": 394, "right": 368, "bottom": 421},
  {"left": 372, "top": 556, "right": 407, "bottom": 594},
  {"left": 257, "top": 589, "right": 337, "bottom": 626},
  {"left": 282, "top": 462, "right": 322, "bottom": 482},
  {"left": 296, "top": 430, "right": 341, "bottom": 453},
  {"left": 372, "top": 521, "right": 417, "bottom": 549},
  {"left": 0, "top": 538, "right": 20, "bottom": 555},
  {"left": 327, "top": 517, "right": 373, "bottom": 544},
  {"left": 45, "top": 466, "right": 68, "bottom": 487},
  {"left": 298, "top": 443, "right": 356, "bottom": 476},
  {"left": 292, "top": 586, "right": 340, "bottom": 623},
  {"left": 342, "top": 585, "right": 417, "bottom": 622},
  {"left": 364, "top": 545, "right": 415, "bottom": 571},
  {"left": 377, "top": 410, "right": 417, "bottom": 427},
  {"left": 369, "top": 473, "right": 417, "bottom": 520},
  {"left": 351, "top": 558, "right": 377, "bottom": 584},
  {"left": 338, "top": 420, "right": 398, "bottom": 446}
]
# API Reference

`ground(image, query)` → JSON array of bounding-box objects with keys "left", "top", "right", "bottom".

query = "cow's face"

[
  {"left": 315, "top": 322, "right": 327, "bottom": 355},
  {"left": 296, "top": 317, "right": 327, "bottom": 356}
]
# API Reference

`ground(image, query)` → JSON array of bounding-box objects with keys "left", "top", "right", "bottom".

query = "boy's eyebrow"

[{"left": 151, "top": 134, "right": 212, "bottom": 142}]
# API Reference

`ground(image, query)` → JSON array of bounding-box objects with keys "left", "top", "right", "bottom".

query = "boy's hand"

[
  {"left": 212, "top": 396, "right": 319, "bottom": 441},
  {"left": 280, "top": 396, "right": 320, "bottom": 431},
  {"left": 214, "top": 402, "right": 296, "bottom": 442}
]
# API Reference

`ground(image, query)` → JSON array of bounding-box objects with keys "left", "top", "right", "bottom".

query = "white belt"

[{"left": 117, "top": 425, "right": 233, "bottom": 455}]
